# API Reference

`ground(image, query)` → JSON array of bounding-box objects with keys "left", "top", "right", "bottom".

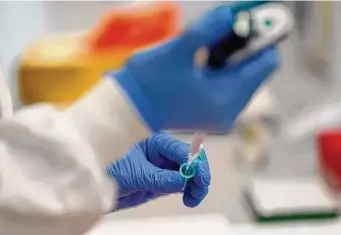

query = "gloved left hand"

[{"left": 106, "top": 133, "right": 211, "bottom": 210}]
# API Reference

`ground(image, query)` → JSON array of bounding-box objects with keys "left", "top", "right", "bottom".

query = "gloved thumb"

[
  {"left": 176, "top": 5, "right": 234, "bottom": 53},
  {"left": 146, "top": 167, "right": 185, "bottom": 194}
]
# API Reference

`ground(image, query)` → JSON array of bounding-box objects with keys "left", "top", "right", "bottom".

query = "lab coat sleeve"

[{"left": 0, "top": 78, "right": 150, "bottom": 235}]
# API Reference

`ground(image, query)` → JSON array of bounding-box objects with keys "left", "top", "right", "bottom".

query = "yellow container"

[{"left": 18, "top": 2, "right": 180, "bottom": 105}]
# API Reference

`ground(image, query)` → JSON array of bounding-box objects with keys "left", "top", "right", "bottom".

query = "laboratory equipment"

[
  {"left": 177, "top": 133, "right": 205, "bottom": 180},
  {"left": 317, "top": 129, "right": 341, "bottom": 191},
  {"left": 245, "top": 178, "right": 340, "bottom": 223},
  {"left": 208, "top": 2, "right": 293, "bottom": 69},
  {"left": 284, "top": 100, "right": 341, "bottom": 142},
  {"left": 178, "top": 132, "right": 207, "bottom": 188},
  {"left": 234, "top": 87, "right": 282, "bottom": 169},
  {"left": 179, "top": 133, "right": 206, "bottom": 186},
  {"left": 186, "top": 133, "right": 206, "bottom": 169},
  {"left": 18, "top": 2, "right": 180, "bottom": 106},
  {"left": 179, "top": 145, "right": 207, "bottom": 182},
  {"left": 298, "top": 1, "right": 332, "bottom": 81}
]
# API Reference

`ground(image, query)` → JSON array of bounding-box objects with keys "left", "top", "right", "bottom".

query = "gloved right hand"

[{"left": 109, "top": 4, "right": 278, "bottom": 132}]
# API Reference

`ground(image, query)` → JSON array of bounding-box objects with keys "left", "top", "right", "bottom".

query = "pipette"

[
  {"left": 179, "top": 1, "right": 294, "bottom": 183},
  {"left": 207, "top": 2, "right": 293, "bottom": 69}
]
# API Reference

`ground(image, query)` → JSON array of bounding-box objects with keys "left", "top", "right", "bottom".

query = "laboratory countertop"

[{"left": 90, "top": 213, "right": 341, "bottom": 235}]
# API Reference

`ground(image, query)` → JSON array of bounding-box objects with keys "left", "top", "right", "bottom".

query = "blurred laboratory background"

[{"left": 1, "top": 1, "right": 341, "bottom": 234}]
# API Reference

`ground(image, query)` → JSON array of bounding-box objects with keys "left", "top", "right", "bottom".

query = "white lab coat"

[{"left": 0, "top": 78, "right": 150, "bottom": 235}]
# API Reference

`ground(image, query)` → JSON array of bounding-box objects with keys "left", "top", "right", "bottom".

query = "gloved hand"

[
  {"left": 106, "top": 133, "right": 210, "bottom": 210},
  {"left": 109, "top": 4, "right": 278, "bottom": 132}
]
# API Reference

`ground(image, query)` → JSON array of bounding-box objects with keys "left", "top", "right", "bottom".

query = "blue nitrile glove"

[
  {"left": 106, "top": 133, "right": 211, "bottom": 210},
  {"left": 109, "top": 4, "right": 278, "bottom": 132}
]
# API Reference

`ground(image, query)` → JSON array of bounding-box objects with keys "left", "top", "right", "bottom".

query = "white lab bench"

[
  {"left": 88, "top": 214, "right": 232, "bottom": 235},
  {"left": 88, "top": 214, "right": 341, "bottom": 235}
]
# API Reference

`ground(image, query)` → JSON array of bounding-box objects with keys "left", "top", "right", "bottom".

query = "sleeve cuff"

[{"left": 65, "top": 78, "right": 151, "bottom": 166}]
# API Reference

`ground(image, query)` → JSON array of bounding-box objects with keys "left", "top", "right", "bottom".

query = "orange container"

[{"left": 18, "top": 2, "right": 180, "bottom": 105}]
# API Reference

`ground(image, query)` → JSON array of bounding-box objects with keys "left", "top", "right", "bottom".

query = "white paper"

[{"left": 248, "top": 178, "right": 339, "bottom": 217}]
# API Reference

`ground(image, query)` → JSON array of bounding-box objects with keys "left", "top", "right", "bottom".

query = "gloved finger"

[
  {"left": 152, "top": 133, "right": 190, "bottom": 165},
  {"left": 146, "top": 167, "right": 186, "bottom": 193},
  {"left": 225, "top": 47, "right": 279, "bottom": 103},
  {"left": 198, "top": 47, "right": 278, "bottom": 131},
  {"left": 193, "top": 162, "right": 211, "bottom": 188},
  {"left": 183, "top": 188, "right": 203, "bottom": 208},
  {"left": 202, "top": 46, "right": 279, "bottom": 81},
  {"left": 204, "top": 46, "right": 279, "bottom": 83},
  {"left": 188, "top": 183, "right": 209, "bottom": 200},
  {"left": 173, "top": 5, "right": 234, "bottom": 55}
]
